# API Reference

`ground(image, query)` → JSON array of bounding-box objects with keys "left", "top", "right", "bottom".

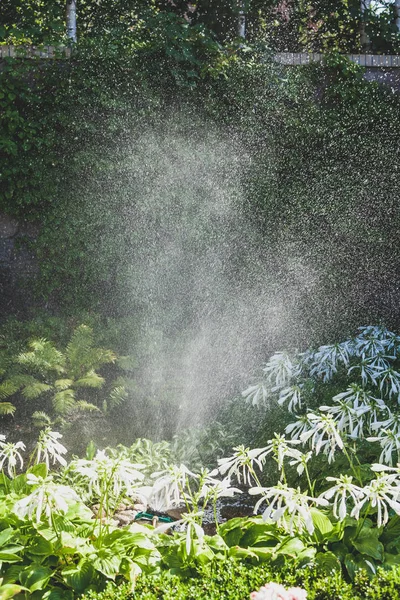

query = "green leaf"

[
  {"left": 0, "top": 583, "right": 28, "bottom": 600},
  {"left": 206, "top": 535, "right": 228, "bottom": 554},
  {"left": 381, "top": 515, "right": 400, "bottom": 544},
  {"left": 329, "top": 542, "right": 348, "bottom": 562},
  {"left": 120, "top": 557, "right": 142, "bottom": 582},
  {"left": 28, "top": 463, "right": 48, "bottom": 479},
  {"left": 28, "top": 536, "right": 54, "bottom": 556},
  {"left": 0, "top": 547, "right": 24, "bottom": 563},
  {"left": 310, "top": 508, "right": 334, "bottom": 537},
  {"left": 275, "top": 536, "right": 305, "bottom": 557},
  {"left": 61, "top": 560, "right": 94, "bottom": 593},
  {"left": 250, "top": 546, "right": 275, "bottom": 561},
  {"left": 344, "top": 553, "right": 377, "bottom": 580},
  {"left": 9, "top": 474, "right": 27, "bottom": 495},
  {"left": 351, "top": 528, "right": 384, "bottom": 561},
  {"left": 42, "top": 588, "right": 74, "bottom": 600},
  {"left": 383, "top": 553, "right": 400, "bottom": 567},
  {"left": 0, "top": 529, "right": 13, "bottom": 548},
  {"left": 19, "top": 566, "right": 52, "bottom": 592},
  {"left": 90, "top": 550, "right": 121, "bottom": 579},
  {"left": 228, "top": 546, "right": 258, "bottom": 559},
  {"left": 315, "top": 551, "right": 341, "bottom": 574},
  {"left": 240, "top": 524, "right": 279, "bottom": 548}
]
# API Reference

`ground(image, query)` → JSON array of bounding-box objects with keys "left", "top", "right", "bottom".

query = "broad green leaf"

[
  {"left": 381, "top": 515, "right": 400, "bottom": 544},
  {"left": 297, "top": 546, "right": 317, "bottom": 565},
  {"left": 250, "top": 547, "right": 275, "bottom": 561},
  {"left": 120, "top": 557, "right": 141, "bottom": 582},
  {"left": 315, "top": 550, "right": 341, "bottom": 574},
  {"left": 351, "top": 528, "right": 384, "bottom": 561},
  {"left": 383, "top": 553, "right": 400, "bottom": 567},
  {"left": 19, "top": 566, "right": 52, "bottom": 592},
  {"left": 0, "top": 552, "right": 22, "bottom": 563},
  {"left": 91, "top": 550, "right": 121, "bottom": 579},
  {"left": 329, "top": 542, "right": 348, "bottom": 562},
  {"left": 61, "top": 560, "right": 94, "bottom": 593},
  {"left": 222, "top": 527, "right": 244, "bottom": 548},
  {"left": 0, "top": 583, "right": 28, "bottom": 600},
  {"left": 101, "top": 529, "right": 153, "bottom": 551},
  {"left": 275, "top": 537, "right": 305, "bottom": 557},
  {"left": 28, "top": 536, "right": 54, "bottom": 556},
  {"left": 240, "top": 524, "right": 279, "bottom": 548},
  {"left": 1, "top": 565, "right": 21, "bottom": 584},
  {"left": 228, "top": 546, "right": 257, "bottom": 559},
  {"left": 65, "top": 501, "right": 93, "bottom": 521},
  {"left": 42, "top": 588, "right": 74, "bottom": 600},
  {"left": 28, "top": 463, "right": 48, "bottom": 479},
  {"left": 0, "top": 529, "right": 13, "bottom": 548},
  {"left": 205, "top": 534, "right": 228, "bottom": 554},
  {"left": 310, "top": 508, "right": 333, "bottom": 536},
  {"left": 219, "top": 517, "right": 250, "bottom": 534},
  {"left": 344, "top": 553, "right": 377, "bottom": 580}
]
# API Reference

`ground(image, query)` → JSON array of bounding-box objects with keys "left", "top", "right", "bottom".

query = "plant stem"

[
  {"left": 353, "top": 502, "right": 370, "bottom": 541},
  {"left": 303, "top": 463, "right": 314, "bottom": 496},
  {"left": 342, "top": 445, "right": 363, "bottom": 486}
]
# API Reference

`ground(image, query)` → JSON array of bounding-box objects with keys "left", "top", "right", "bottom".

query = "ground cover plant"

[{"left": 2, "top": 326, "right": 400, "bottom": 597}]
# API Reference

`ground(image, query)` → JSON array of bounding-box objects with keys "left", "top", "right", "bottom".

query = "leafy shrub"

[
  {"left": 80, "top": 560, "right": 400, "bottom": 600},
  {"left": 0, "top": 324, "right": 128, "bottom": 430}
]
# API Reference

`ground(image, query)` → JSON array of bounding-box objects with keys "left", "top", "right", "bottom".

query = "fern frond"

[
  {"left": 107, "top": 386, "right": 128, "bottom": 410},
  {"left": 73, "top": 401, "right": 101, "bottom": 412},
  {"left": 53, "top": 389, "right": 75, "bottom": 414},
  {"left": 31, "top": 411, "right": 52, "bottom": 428},
  {"left": 66, "top": 325, "right": 116, "bottom": 375},
  {"left": 22, "top": 382, "right": 53, "bottom": 400},
  {"left": 74, "top": 370, "right": 104, "bottom": 389},
  {"left": 0, "top": 402, "right": 16, "bottom": 415},
  {"left": 54, "top": 379, "right": 74, "bottom": 390},
  {"left": 0, "top": 379, "right": 21, "bottom": 399},
  {"left": 8, "top": 374, "right": 40, "bottom": 387},
  {"left": 90, "top": 348, "right": 116, "bottom": 367},
  {"left": 66, "top": 325, "right": 94, "bottom": 375},
  {"left": 18, "top": 339, "right": 65, "bottom": 374}
]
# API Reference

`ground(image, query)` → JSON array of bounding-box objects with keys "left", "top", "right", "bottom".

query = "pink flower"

[
  {"left": 250, "top": 582, "right": 289, "bottom": 600},
  {"left": 287, "top": 587, "right": 307, "bottom": 600},
  {"left": 250, "top": 583, "right": 307, "bottom": 600}
]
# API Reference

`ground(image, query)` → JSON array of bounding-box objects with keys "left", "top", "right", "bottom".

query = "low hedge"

[{"left": 81, "top": 560, "right": 400, "bottom": 600}]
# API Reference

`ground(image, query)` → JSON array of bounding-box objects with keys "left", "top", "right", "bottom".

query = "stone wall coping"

[{"left": 1, "top": 45, "right": 400, "bottom": 67}]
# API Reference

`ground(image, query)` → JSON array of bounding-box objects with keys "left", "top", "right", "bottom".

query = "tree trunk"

[
  {"left": 395, "top": 0, "right": 400, "bottom": 32},
  {"left": 66, "top": 0, "right": 77, "bottom": 43},
  {"left": 237, "top": 0, "right": 246, "bottom": 38},
  {"left": 360, "top": 0, "right": 371, "bottom": 50}
]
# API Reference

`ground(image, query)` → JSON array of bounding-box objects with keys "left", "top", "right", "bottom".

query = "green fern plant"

[{"left": 0, "top": 325, "right": 128, "bottom": 424}]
